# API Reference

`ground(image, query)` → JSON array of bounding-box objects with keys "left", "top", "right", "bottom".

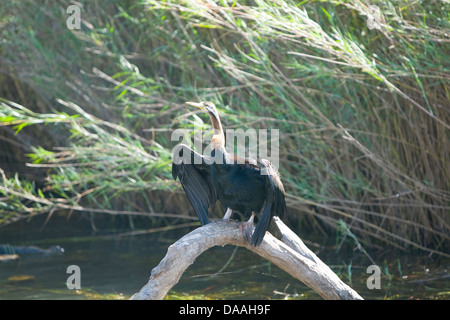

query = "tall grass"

[{"left": 0, "top": 0, "right": 449, "bottom": 256}]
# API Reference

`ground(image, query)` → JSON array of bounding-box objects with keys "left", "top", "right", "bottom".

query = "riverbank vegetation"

[{"left": 0, "top": 0, "right": 449, "bottom": 258}]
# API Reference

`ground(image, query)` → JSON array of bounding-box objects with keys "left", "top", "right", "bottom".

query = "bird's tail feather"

[{"left": 250, "top": 160, "right": 276, "bottom": 246}]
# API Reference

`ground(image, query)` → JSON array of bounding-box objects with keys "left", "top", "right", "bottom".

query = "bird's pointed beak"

[{"left": 186, "top": 101, "right": 205, "bottom": 110}]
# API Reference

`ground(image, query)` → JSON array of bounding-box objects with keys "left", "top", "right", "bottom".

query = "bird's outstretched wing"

[
  {"left": 250, "top": 159, "right": 286, "bottom": 246},
  {"left": 172, "top": 144, "right": 216, "bottom": 225}
]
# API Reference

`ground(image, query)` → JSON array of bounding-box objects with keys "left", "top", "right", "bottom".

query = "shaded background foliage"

[{"left": 0, "top": 0, "right": 449, "bottom": 257}]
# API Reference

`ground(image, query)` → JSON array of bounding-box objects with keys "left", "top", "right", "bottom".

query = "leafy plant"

[{"left": 0, "top": 0, "right": 448, "bottom": 257}]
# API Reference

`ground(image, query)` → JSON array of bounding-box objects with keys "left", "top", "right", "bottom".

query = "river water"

[{"left": 0, "top": 214, "right": 448, "bottom": 300}]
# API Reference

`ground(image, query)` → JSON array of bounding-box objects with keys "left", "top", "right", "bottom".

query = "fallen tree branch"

[{"left": 131, "top": 219, "right": 363, "bottom": 300}]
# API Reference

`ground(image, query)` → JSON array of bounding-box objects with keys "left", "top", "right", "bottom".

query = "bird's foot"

[
  {"left": 222, "top": 208, "right": 232, "bottom": 221},
  {"left": 239, "top": 213, "right": 255, "bottom": 243}
]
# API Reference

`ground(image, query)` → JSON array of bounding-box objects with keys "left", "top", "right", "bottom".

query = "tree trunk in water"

[{"left": 131, "top": 218, "right": 363, "bottom": 300}]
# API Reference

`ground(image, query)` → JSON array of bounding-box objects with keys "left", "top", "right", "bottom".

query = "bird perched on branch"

[{"left": 172, "top": 101, "right": 286, "bottom": 246}]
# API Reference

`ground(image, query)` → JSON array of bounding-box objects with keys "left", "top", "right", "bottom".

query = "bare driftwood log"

[{"left": 131, "top": 218, "right": 363, "bottom": 300}]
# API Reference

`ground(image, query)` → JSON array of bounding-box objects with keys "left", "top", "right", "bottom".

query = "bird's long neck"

[{"left": 209, "top": 112, "right": 225, "bottom": 152}]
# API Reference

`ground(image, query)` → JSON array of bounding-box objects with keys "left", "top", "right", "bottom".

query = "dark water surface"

[{"left": 0, "top": 214, "right": 449, "bottom": 300}]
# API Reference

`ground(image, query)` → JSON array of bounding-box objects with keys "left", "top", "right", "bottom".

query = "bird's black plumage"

[
  {"left": 172, "top": 101, "right": 286, "bottom": 246},
  {"left": 172, "top": 144, "right": 216, "bottom": 226}
]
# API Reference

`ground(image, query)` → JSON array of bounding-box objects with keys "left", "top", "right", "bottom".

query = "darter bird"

[{"left": 172, "top": 101, "right": 286, "bottom": 246}]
